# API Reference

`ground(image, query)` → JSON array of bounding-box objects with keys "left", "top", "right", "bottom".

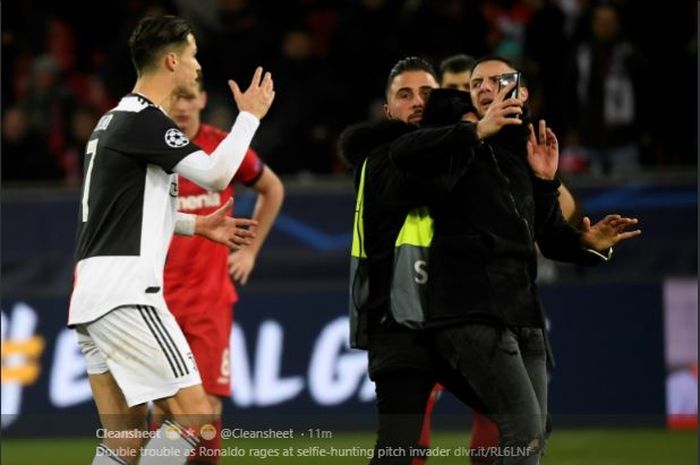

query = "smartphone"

[{"left": 498, "top": 72, "right": 521, "bottom": 99}]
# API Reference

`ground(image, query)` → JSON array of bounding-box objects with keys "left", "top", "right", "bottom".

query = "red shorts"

[{"left": 172, "top": 303, "right": 234, "bottom": 397}]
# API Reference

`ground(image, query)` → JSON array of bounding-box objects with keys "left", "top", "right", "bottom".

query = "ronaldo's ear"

[
  {"left": 384, "top": 103, "right": 391, "bottom": 119},
  {"left": 164, "top": 52, "right": 178, "bottom": 72}
]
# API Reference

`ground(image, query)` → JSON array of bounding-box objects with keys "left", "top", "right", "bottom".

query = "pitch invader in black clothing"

[
  {"left": 390, "top": 57, "right": 641, "bottom": 465},
  {"left": 342, "top": 56, "right": 641, "bottom": 465},
  {"left": 342, "top": 57, "right": 544, "bottom": 465},
  {"left": 69, "top": 16, "right": 275, "bottom": 465}
]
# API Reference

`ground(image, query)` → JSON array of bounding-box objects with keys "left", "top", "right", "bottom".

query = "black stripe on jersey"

[
  {"left": 138, "top": 306, "right": 182, "bottom": 378},
  {"left": 147, "top": 307, "right": 189, "bottom": 376},
  {"left": 140, "top": 305, "right": 187, "bottom": 377}
]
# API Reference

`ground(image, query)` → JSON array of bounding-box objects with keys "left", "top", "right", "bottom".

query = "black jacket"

[
  {"left": 340, "top": 119, "right": 467, "bottom": 331},
  {"left": 390, "top": 92, "right": 603, "bottom": 329},
  {"left": 340, "top": 89, "right": 602, "bottom": 333}
]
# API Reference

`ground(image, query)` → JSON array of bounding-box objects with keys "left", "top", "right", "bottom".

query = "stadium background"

[{"left": 1, "top": 0, "right": 697, "bottom": 463}]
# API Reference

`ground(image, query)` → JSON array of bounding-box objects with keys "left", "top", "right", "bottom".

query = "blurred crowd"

[{"left": 2, "top": 0, "right": 697, "bottom": 184}]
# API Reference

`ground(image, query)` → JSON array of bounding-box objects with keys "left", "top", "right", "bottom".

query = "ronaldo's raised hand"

[{"left": 228, "top": 66, "right": 276, "bottom": 120}]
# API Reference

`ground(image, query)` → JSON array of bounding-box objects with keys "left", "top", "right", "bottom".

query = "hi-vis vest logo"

[
  {"left": 390, "top": 206, "right": 433, "bottom": 328},
  {"left": 164, "top": 128, "right": 189, "bottom": 148},
  {"left": 349, "top": 160, "right": 433, "bottom": 349}
]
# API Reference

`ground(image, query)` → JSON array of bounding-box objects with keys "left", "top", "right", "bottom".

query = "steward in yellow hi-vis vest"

[
  {"left": 349, "top": 160, "right": 433, "bottom": 348},
  {"left": 390, "top": 205, "right": 433, "bottom": 328},
  {"left": 341, "top": 89, "right": 478, "bottom": 351},
  {"left": 348, "top": 161, "right": 370, "bottom": 349}
]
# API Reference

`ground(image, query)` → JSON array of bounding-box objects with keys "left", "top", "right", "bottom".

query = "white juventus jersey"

[{"left": 69, "top": 94, "right": 200, "bottom": 326}]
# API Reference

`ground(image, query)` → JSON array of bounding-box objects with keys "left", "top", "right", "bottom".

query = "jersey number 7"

[{"left": 81, "top": 138, "right": 99, "bottom": 223}]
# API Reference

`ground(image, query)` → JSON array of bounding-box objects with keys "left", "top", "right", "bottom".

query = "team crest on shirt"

[{"left": 164, "top": 128, "right": 189, "bottom": 148}]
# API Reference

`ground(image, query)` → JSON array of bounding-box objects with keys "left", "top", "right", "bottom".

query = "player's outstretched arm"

[
  {"left": 173, "top": 67, "right": 275, "bottom": 191},
  {"left": 176, "top": 199, "right": 257, "bottom": 248}
]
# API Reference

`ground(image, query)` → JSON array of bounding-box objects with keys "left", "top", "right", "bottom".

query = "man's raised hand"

[
  {"left": 475, "top": 81, "right": 523, "bottom": 140},
  {"left": 527, "top": 120, "right": 559, "bottom": 180},
  {"left": 228, "top": 66, "right": 275, "bottom": 120},
  {"left": 581, "top": 214, "right": 641, "bottom": 252}
]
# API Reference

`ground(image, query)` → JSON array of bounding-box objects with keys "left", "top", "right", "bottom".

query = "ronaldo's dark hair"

[
  {"left": 385, "top": 56, "right": 437, "bottom": 99},
  {"left": 129, "top": 15, "right": 193, "bottom": 76}
]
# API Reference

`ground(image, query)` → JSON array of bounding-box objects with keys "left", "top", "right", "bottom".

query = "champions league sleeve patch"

[{"left": 164, "top": 128, "right": 190, "bottom": 148}]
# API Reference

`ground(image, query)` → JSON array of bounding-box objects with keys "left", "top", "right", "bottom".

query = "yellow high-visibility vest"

[{"left": 349, "top": 160, "right": 433, "bottom": 349}]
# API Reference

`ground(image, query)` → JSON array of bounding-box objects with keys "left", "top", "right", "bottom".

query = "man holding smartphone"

[
  {"left": 344, "top": 54, "right": 640, "bottom": 465},
  {"left": 386, "top": 55, "right": 640, "bottom": 464},
  {"left": 419, "top": 58, "right": 581, "bottom": 465}
]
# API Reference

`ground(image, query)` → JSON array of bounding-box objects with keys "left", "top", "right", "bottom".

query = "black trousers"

[
  {"left": 368, "top": 325, "right": 547, "bottom": 465},
  {"left": 433, "top": 324, "right": 548, "bottom": 465},
  {"left": 368, "top": 330, "right": 486, "bottom": 465}
]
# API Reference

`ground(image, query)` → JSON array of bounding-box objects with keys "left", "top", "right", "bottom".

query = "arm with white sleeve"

[
  {"left": 174, "top": 199, "right": 258, "bottom": 249},
  {"left": 173, "top": 111, "right": 259, "bottom": 191},
  {"left": 174, "top": 66, "right": 275, "bottom": 191}
]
